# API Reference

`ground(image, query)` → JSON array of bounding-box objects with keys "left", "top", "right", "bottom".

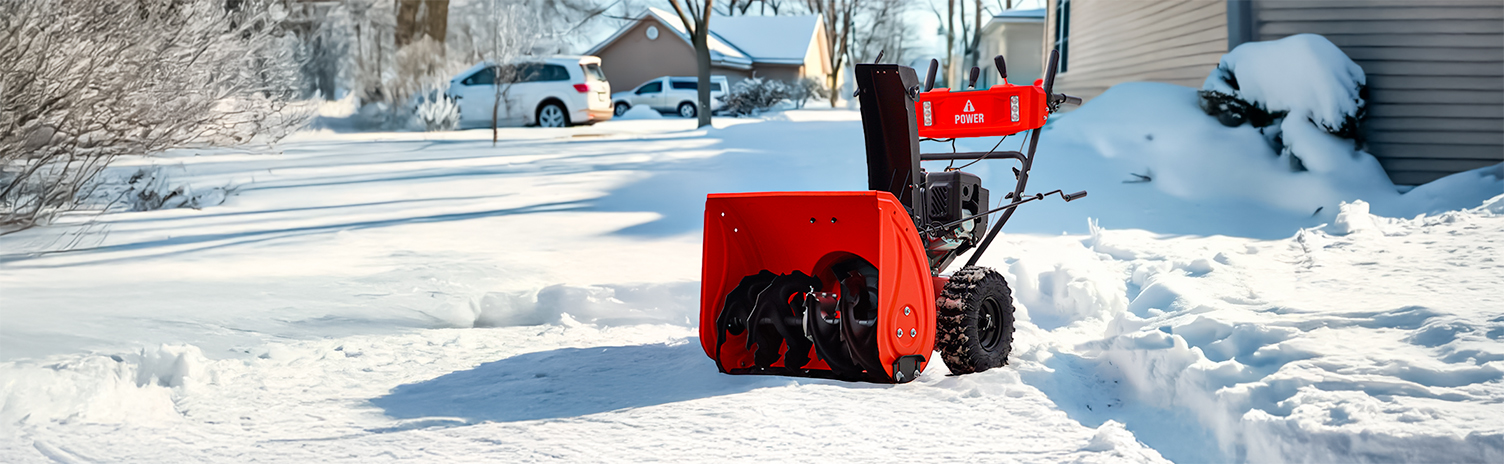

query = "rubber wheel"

[
  {"left": 537, "top": 102, "right": 568, "bottom": 127},
  {"left": 613, "top": 102, "right": 629, "bottom": 116},
  {"left": 935, "top": 266, "right": 1015, "bottom": 374},
  {"left": 677, "top": 102, "right": 696, "bottom": 118}
]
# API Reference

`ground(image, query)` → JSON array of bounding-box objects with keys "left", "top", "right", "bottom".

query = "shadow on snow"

[{"left": 369, "top": 340, "right": 788, "bottom": 424}]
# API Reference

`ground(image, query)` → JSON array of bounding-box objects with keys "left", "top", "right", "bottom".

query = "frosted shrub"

[
  {"left": 119, "top": 168, "right": 235, "bottom": 212},
  {"left": 1198, "top": 34, "right": 1368, "bottom": 172},
  {"left": 788, "top": 77, "right": 830, "bottom": 109},
  {"left": 0, "top": 0, "right": 303, "bottom": 231},
  {"left": 717, "top": 77, "right": 790, "bottom": 116},
  {"left": 412, "top": 88, "right": 460, "bottom": 132}
]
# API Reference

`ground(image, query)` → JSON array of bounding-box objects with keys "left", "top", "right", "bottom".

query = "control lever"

[
  {"left": 1049, "top": 94, "right": 1083, "bottom": 106},
  {"left": 1063, "top": 190, "right": 1088, "bottom": 202},
  {"left": 924, "top": 59, "right": 939, "bottom": 92},
  {"left": 993, "top": 55, "right": 1007, "bottom": 83},
  {"left": 967, "top": 66, "right": 981, "bottom": 89}
]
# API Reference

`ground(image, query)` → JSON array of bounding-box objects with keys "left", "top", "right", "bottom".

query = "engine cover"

[{"left": 921, "top": 170, "right": 988, "bottom": 269}]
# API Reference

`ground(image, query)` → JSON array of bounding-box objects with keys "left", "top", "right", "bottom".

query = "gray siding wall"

[
  {"left": 1252, "top": 0, "right": 1504, "bottom": 185},
  {"left": 1044, "top": 0, "right": 1229, "bottom": 101}
]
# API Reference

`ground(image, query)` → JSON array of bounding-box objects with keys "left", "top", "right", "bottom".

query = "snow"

[{"left": 2, "top": 52, "right": 1502, "bottom": 462}]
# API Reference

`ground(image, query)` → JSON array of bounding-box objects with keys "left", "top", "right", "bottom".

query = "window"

[
  {"left": 636, "top": 81, "right": 662, "bottom": 94},
  {"left": 511, "top": 64, "right": 570, "bottom": 83},
  {"left": 1055, "top": 0, "right": 1070, "bottom": 73},
  {"left": 670, "top": 80, "right": 724, "bottom": 91},
  {"left": 538, "top": 64, "right": 570, "bottom": 82},
  {"left": 463, "top": 67, "right": 495, "bottom": 86},
  {"left": 583, "top": 63, "right": 607, "bottom": 82}
]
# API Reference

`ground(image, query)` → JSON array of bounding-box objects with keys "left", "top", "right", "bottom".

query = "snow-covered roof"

[
  {"left": 586, "top": 9, "right": 822, "bottom": 68},
  {"left": 708, "top": 14, "right": 820, "bottom": 65},
  {"left": 989, "top": 8, "right": 1046, "bottom": 23}
]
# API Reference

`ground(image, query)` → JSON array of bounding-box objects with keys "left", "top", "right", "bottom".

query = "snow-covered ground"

[{"left": 2, "top": 87, "right": 1501, "bottom": 461}]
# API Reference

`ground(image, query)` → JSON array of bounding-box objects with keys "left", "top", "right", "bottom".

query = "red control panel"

[{"left": 915, "top": 80, "right": 1048, "bottom": 139}]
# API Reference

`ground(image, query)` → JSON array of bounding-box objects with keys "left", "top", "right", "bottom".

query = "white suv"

[
  {"left": 612, "top": 76, "right": 729, "bottom": 118},
  {"left": 445, "top": 56, "right": 612, "bottom": 128}
]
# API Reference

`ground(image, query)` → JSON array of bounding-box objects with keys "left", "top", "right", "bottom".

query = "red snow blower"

[{"left": 699, "top": 50, "right": 1085, "bottom": 383}]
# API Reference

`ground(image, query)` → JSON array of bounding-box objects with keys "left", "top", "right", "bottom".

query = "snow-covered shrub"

[
  {"left": 0, "top": 0, "right": 304, "bottom": 231},
  {"left": 717, "top": 77, "right": 790, "bottom": 116},
  {"left": 118, "top": 168, "right": 236, "bottom": 212},
  {"left": 1198, "top": 34, "right": 1368, "bottom": 172},
  {"left": 411, "top": 87, "right": 461, "bottom": 131},
  {"left": 789, "top": 77, "right": 830, "bottom": 109}
]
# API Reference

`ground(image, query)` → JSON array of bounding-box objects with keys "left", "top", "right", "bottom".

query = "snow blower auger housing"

[{"left": 700, "top": 51, "right": 1085, "bottom": 383}]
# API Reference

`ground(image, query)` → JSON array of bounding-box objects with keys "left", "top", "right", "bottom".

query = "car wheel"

[
  {"left": 614, "top": 102, "right": 630, "bottom": 116},
  {"left": 537, "top": 102, "right": 569, "bottom": 128},
  {"left": 678, "top": 102, "right": 697, "bottom": 118}
]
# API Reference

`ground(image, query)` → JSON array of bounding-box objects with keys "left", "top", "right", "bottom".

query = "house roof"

[
  {"left": 586, "top": 8, "right": 821, "bottom": 68},
  {"left": 989, "top": 8, "right": 1046, "bottom": 24},
  {"left": 708, "top": 14, "right": 820, "bottom": 65}
]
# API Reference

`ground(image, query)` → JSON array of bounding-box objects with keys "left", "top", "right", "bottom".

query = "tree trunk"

[
  {"left": 694, "top": 34, "right": 712, "bottom": 127},
  {"left": 396, "top": 0, "right": 450, "bottom": 48},
  {"left": 945, "top": 0, "right": 956, "bottom": 88}
]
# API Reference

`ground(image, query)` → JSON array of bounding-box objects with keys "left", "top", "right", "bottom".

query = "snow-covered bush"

[
  {"left": 411, "top": 87, "right": 461, "bottom": 131},
  {"left": 717, "top": 77, "right": 790, "bottom": 116},
  {"left": 0, "top": 0, "right": 304, "bottom": 231},
  {"left": 118, "top": 168, "right": 236, "bottom": 212},
  {"left": 788, "top": 77, "right": 830, "bottom": 109},
  {"left": 1198, "top": 34, "right": 1369, "bottom": 172}
]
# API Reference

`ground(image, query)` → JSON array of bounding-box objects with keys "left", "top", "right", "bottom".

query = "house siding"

[
  {"left": 1252, "top": 0, "right": 1504, "bottom": 185},
  {"left": 591, "top": 18, "right": 752, "bottom": 92},
  {"left": 1044, "top": 0, "right": 1229, "bottom": 100},
  {"left": 980, "top": 21, "right": 1046, "bottom": 88}
]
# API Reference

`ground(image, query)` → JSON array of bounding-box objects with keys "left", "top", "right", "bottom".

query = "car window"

[
  {"left": 582, "top": 63, "right": 606, "bottom": 82},
  {"left": 637, "top": 81, "right": 662, "bottom": 94},
  {"left": 714, "top": 82, "right": 724, "bottom": 92},
  {"left": 511, "top": 63, "right": 543, "bottom": 82},
  {"left": 539, "top": 64, "right": 570, "bottom": 82},
  {"left": 463, "top": 67, "right": 495, "bottom": 86},
  {"left": 670, "top": 80, "right": 695, "bottom": 90}
]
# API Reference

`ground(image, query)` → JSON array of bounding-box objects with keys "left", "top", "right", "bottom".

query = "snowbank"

[
  {"left": 0, "top": 345, "right": 215, "bottom": 427},
  {"left": 471, "top": 282, "right": 699, "bottom": 327},
  {"left": 989, "top": 198, "right": 1504, "bottom": 463}
]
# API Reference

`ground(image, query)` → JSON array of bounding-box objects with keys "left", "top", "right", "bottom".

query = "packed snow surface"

[{"left": 3, "top": 87, "right": 1501, "bottom": 461}]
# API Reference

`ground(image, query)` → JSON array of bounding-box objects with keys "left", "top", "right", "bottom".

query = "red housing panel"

[
  {"left": 915, "top": 81, "right": 1048, "bottom": 139},
  {"left": 699, "top": 191, "right": 936, "bottom": 380}
]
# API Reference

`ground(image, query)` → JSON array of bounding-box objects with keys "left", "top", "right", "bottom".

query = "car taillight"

[{"left": 573, "top": 84, "right": 589, "bottom": 93}]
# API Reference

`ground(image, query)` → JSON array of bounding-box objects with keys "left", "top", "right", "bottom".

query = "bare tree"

[
  {"left": 667, "top": 0, "right": 715, "bottom": 128},
  {"left": 935, "top": 0, "right": 1015, "bottom": 88},
  {"left": 803, "top": 0, "right": 856, "bottom": 107},
  {"left": 849, "top": 0, "right": 914, "bottom": 66},
  {"left": 0, "top": 0, "right": 305, "bottom": 232}
]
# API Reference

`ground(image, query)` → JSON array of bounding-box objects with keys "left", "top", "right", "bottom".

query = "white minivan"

[
  {"left": 612, "top": 75, "right": 729, "bottom": 118},
  {"left": 445, "top": 56, "right": 612, "bottom": 128}
]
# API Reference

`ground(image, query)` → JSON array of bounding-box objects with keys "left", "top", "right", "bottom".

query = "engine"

[{"left": 920, "top": 169, "right": 988, "bottom": 270}]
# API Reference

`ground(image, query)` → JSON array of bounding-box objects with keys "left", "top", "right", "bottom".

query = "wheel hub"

[{"left": 978, "top": 297, "right": 1003, "bottom": 351}]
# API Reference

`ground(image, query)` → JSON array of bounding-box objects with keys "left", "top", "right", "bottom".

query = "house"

[
  {"left": 585, "top": 8, "right": 833, "bottom": 92},
  {"left": 1043, "top": 0, "right": 1504, "bottom": 185},
  {"left": 977, "top": 8, "right": 1047, "bottom": 89}
]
